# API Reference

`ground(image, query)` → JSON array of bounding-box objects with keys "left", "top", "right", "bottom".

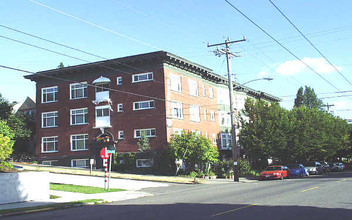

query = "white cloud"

[
  {"left": 257, "top": 70, "right": 269, "bottom": 78},
  {"left": 275, "top": 58, "right": 342, "bottom": 76}
]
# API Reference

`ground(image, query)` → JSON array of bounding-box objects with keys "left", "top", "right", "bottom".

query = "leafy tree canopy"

[{"left": 294, "top": 86, "right": 323, "bottom": 109}]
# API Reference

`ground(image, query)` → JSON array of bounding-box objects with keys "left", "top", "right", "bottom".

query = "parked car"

[
  {"left": 302, "top": 162, "right": 323, "bottom": 175},
  {"left": 259, "top": 165, "right": 290, "bottom": 180},
  {"left": 329, "top": 162, "right": 344, "bottom": 172},
  {"left": 287, "top": 164, "right": 306, "bottom": 177},
  {"left": 319, "top": 161, "right": 330, "bottom": 173}
]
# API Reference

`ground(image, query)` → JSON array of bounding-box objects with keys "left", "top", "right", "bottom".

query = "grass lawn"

[{"left": 50, "top": 183, "right": 125, "bottom": 194}]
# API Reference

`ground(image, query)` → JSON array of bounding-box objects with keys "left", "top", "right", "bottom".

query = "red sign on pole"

[{"left": 100, "top": 148, "right": 110, "bottom": 160}]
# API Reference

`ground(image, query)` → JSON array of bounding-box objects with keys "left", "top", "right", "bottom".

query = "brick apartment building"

[{"left": 25, "top": 51, "right": 279, "bottom": 168}]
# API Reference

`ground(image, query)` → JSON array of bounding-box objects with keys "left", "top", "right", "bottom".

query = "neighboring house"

[
  {"left": 24, "top": 51, "right": 280, "bottom": 168},
  {"left": 12, "top": 97, "right": 36, "bottom": 120}
]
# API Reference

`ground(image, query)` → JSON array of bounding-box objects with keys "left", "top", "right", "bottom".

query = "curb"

[{"left": 0, "top": 203, "right": 85, "bottom": 218}]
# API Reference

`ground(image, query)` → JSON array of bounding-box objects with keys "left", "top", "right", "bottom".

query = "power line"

[
  {"left": 224, "top": 0, "right": 347, "bottom": 96},
  {"left": 28, "top": 0, "right": 162, "bottom": 50},
  {"left": 268, "top": 0, "right": 352, "bottom": 88}
]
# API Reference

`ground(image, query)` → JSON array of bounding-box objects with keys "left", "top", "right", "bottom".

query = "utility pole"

[
  {"left": 208, "top": 37, "right": 246, "bottom": 182},
  {"left": 322, "top": 103, "right": 335, "bottom": 113}
]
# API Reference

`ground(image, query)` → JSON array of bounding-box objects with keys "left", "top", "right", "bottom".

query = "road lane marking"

[
  {"left": 301, "top": 186, "right": 319, "bottom": 192},
  {"left": 211, "top": 204, "right": 257, "bottom": 217},
  {"left": 338, "top": 179, "right": 347, "bottom": 182}
]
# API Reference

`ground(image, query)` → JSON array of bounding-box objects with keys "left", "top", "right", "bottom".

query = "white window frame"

[
  {"left": 212, "top": 133, "right": 217, "bottom": 145},
  {"left": 136, "top": 159, "right": 153, "bottom": 168},
  {"left": 70, "top": 108, "right": 88, "bottom": 125},
  {"left": 70, "top": 82, "right": 87, "bottom": 100},
  {"left": 42, "top": 160, "right": 57, "bottom": 165},
  {"left": 190, "top": 105, "right": 200, "bottom": 122},
  {"left": 96, "top": 105, "right": 110, "bottom": 117},
  {"left": 132, "top": 72, "right": 153, "bottom": 83},
  {"left": 134, "top": 128, "right": 156, "bottom": 138},
  {"left": 133, "top": 100, "right": 155, "bottom": 111},
  {"left": 42, "top": 86, "right": 58, "bottom": 103},
  {"left": 71, "top": 159, "right": 89, "bottom": 168},
  {"left": 117, "top": 103, "right": 123, "bottom": 112},
  {"left": 42, "top": 136, "right": 58, "bottom": 153},
  {"left": 172, "top": 128, "right": 183, "bottom": 136},
  {"left": 188, "top": 79, "right": 198, "bottom": 96},
  {"left": 118, "top": 131, "right": 124, "bottom": 140},
  {"left": 209, "top": 88, "right": 214, "bottom": 99},
  {"left": 70, "top": 134, "right": 88, "bottom": 151},
  {"left": 117, "top": 77, "right": 122, "bottom": 85},
  {"left": 171, "top": 101, "right": 183, "bottom": 119},
  {"left": 210, "top": 110, "right": 215, "bottom": 121},
  {"left": 204, "top": 108, "right": 207, "bottom": 120},
  {"left": 170, "top": 73, "right": 182, "bottom": 92},
  {"left": 42, "top": 111, "right": 58, "bottom": 128},
  {"left": 221, "top": 133, "right": 232, "bottom": 149},
  {"left": 202, "top": 85, "right": 206, "bottom": 96}
]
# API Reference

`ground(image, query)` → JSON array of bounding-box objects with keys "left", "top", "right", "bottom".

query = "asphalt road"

[{"left": 6, "top": 171, "right": 352, "bottom": 220}]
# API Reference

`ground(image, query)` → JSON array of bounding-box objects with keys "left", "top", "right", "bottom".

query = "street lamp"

[{"left": 230, "top": 77, "right": 273, "bottom": 182}]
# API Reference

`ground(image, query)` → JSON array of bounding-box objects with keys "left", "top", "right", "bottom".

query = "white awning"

[{"left": 92, "top": 76, "right": 111, "bottom": 84}]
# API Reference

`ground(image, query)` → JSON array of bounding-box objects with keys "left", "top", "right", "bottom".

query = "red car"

[{"left": 259, "top": 165, "right": 290, "bottom": 180}]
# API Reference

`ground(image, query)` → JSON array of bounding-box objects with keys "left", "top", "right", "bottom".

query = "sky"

[{"left": 1, "top": 0, "right": 352, "bottom": 119}]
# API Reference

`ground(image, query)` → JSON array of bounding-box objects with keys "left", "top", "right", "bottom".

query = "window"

[
  {"left": 134, "top": 128, "right": 156, "bottom": 138},
  {"left": 202, "top": 85, "right": 206, "bottom": 96},
  {"left": 192, "top": 130, "right": 201, "bottom": 136},
  {"left": 71, "top": 159, "right": 89, "bottom": 168},
  {"left": 188, "top": 79, "right": 198, "bottom": 96},
  {"left": 95, "top": 83, "right": 109, "bottom": 92},
  {"left": 172, "top": 128, "right": 183, "bottom": 136},
  {"left": 117, "top": 77, "right": 122, "bottom": 85},
  {"left": 117, "top": 103, "right": 123, "bottom": 112},
  {"left": 133, "top": 100, "right": 155, "bottom": 110},
  {"left": 219, "top": 111, "right": 231, "bottom": 127},
  {"left": 170, "top": 73, "right": 181, "bottom": 92},
  {"left": 132, "top": 72, "right": 153, "bottom": 83},
  {"left": 42, "top": 136, "right": 58, "bottom": 153},
  {"left": 118, "top": 131, "right": 124, "bottom": 140},
  {"left": 190, "top": 105, "right": 200, "bottom": 122},
  {"left": 70, "top": 82, "right": 87, "bottom": 100},
  {"left": 210, "top": 110, "right": 215, "bottom": 121},
  {"left": 71, "top": 134, "right": 88, "bottom": 151},
  {"left": 70, "top": 108, "right": 88, "bottom": 125},
  {"left": 136, "top": 159, "right": 153, "bottom": 168},
  {"left": 95, "top": 105, "right": 111, "bottom": 128},
  {"left": 42, "top": 111, "right": 58, "bottom": 128},
  {"left": 221, "top": 133, "right": 232, "bottom": 149},
  {"left": 42, "top": 160, "right": 57, "bottom": 165},
  {"left": 42, "top": 86, "right": 58, "bottom": 103},
  {"left": 209, "top": 88, "right": 214, "bottom": 99},
  {"left": 205, "top": 133, "right": 209, "bottom": 138},
  {"left": 204, "top": 108, "right": 207, "bottom": 120},
  {"left": 171, "top": 101, "right": 183, "bottom": 119},
  {"left": 96, "top": 107, "right": 110, "bottom": 117},
  {"left": 212, "top": 134, "right": 217, "bottom": 145}
]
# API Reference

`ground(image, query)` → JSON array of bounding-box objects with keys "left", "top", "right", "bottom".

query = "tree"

[
  {"left": 294, "top": 86, "right": 323, "bottom": 109},
  {"left": 0, "top": 120, "right": 14, "bottom": 161},
  {"left": 137, "top": 134, "right": 151, "bottom": 153},
  {"left": 57, "top": 62, "right": 65, "bottom": 69},
  {"left": 239, "top": 99, "right": 290, "bottom": 168},
  {"left": 0, "top": 93, "right": 12, "bottom": 120},
  {"left": 294, "top": 87, "right": 304, "bottom": 108},
  {"left": 169, "top": 132, "right": 219, "bottom": 172}
]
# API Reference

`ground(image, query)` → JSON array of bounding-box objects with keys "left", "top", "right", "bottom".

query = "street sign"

[
  {"left": 100, "top": 148, "right": 110, "bottom": 159},
  {"left": 107, "top": 150, "right": 115, "bottom": 154}
]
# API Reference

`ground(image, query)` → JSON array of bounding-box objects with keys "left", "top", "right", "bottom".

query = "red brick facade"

[{"left": 25, "top": 51, "right": 279, "bottom": 167}]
